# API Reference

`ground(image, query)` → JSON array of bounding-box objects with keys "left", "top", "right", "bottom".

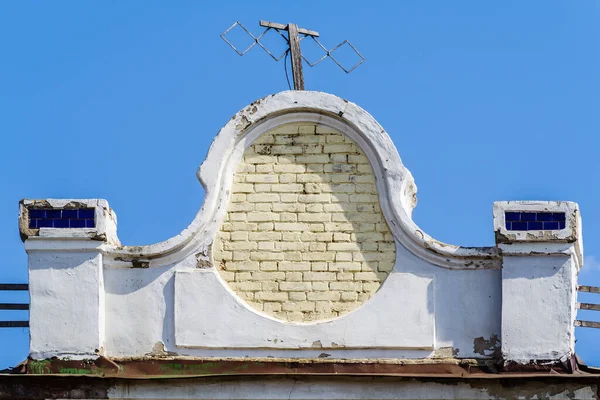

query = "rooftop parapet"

[
  {"left": 494, "top": 201, "right": 582, "bottom": 363},
  {"left": 15, "top": 92, "right": 583, "bottom": 367}
]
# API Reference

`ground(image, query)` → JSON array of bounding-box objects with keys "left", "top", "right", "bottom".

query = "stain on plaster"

[{"left": 146, "top": 341, "right": 178, "bottom": 358}]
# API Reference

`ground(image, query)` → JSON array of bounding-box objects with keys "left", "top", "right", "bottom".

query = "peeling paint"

[
  {"left": 196, "top": 245, "right": 212, "bottom": 268},
  {"left": 433, "top": 346, "right": 459, "bottom": 359},
  {"left": 235, "top": 115, "right": 251, "bottom": 132},
  {"left": 64, "top": 201, "right": 89, "bottom": 209},
  {"left": 473, "top": 335, "right": 501, "bottom": 357},
  {"left": 131, "top": 260, "right": 149, "bottom": 269}
]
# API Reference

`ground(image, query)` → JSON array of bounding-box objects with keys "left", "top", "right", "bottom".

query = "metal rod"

[
  {"left": 0, "top": 304, "right": 29, "bottom": 310},
  {"left": 578, "top": 285, "right": 600, "bottom": 294},
  {"left": 0, "top": 284, "right": 28, "bottom": 291},
  {"left": 287, "top": 23, "right": 304, "bottom": 91},
  {"left": 0, "top": 321, "right": 29, "bottom": 328}
]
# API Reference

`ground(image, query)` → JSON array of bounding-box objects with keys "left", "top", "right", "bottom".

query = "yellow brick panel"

[{"left": 213, "top": 123, "right": 396, "bottom": 322}]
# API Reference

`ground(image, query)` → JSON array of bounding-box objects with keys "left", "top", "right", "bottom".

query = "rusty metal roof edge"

[
  {"left": 5, "top": 373, "right": 600, "bottom": 381},
  {"left": 0, "top": 355, "right": 595, "bottom": 380}
]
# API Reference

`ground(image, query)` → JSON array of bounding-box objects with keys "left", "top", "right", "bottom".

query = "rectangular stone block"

[
  {"left": 255, "top": 292, "right": 289, "bottom": 301},
  {"left": 279, "top": 282, "right": 312, "bottom": 291},
  {"left": 250, "top": 251, "right": 284, "bottom": 261},
  {"left": 247, "top": 194, "right": 280, "bottom": 203},
  {"left": 279, "top": 262, "right": 311, "bottom": 271},
  {"left": 271, "top": 184, "right": 304, "bottom": 193},
  {"left": 274, "top": 222, "right": 309, "bottom": 231},
  {"left": 303, "top": 272, "right": 336, "bottom": 281},
  {"left": 245, "top": 174, "right": 279, "bottom": 183},
  {"left": 307, "top": 291, "right": 341, "bottom": 301},
  {"left": 246, "top": 212, "right": 280, "bottom": 222}
]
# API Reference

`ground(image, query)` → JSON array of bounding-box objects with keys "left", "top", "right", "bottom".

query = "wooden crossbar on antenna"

[{"left": 259, "top": 21, "right": 320, "bottom": 91}]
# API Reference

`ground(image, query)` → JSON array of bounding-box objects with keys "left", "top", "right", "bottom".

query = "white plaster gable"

[{"left": 19, "top": 91, "right": 582, "bottom": 364}]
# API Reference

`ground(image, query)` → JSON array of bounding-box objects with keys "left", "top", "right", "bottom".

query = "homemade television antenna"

[{"left": 221, "top": 20, "right": 365, "bottom": 90}]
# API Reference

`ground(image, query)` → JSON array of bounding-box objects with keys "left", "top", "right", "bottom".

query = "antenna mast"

[{"left": 221, "top": 20, "right": 365, "bottom": 90}]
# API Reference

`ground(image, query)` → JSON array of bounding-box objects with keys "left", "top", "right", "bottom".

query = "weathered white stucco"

[
  {"left": 494, "top": 201, "right": 581, "bottom": 362},
  {"left": 19, "top": 91, "right": 582, "bottom": 364},
  {"left": 175, "top": 269, "right": 434, "bottom": 349},
  {"left": 107, "top": 377, "right": 598, "bottom": 400}
]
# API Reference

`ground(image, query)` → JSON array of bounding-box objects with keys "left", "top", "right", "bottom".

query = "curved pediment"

[{"left": 106, "top": 91, "right": 499, "bottom": 270}]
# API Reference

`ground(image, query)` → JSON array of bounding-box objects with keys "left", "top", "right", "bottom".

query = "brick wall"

[{"left": 213, "top": 123, "right": 396, "bottom": 322}]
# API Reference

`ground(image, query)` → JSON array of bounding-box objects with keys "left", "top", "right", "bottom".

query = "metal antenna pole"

[{"left": 221, "top": 21, "right": 365, "bottom": 90}]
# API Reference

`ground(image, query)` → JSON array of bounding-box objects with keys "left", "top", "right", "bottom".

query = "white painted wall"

[
  {"left": 20, "top": 91, "right": 582, "bottom": 364},
  {"left": 28, "top": 247, "right": 105, "bottom": 359},
  {"left": 107, "top": 377, "right": 598, "bottom": 400},
  {"left": 494, "top": 201, "right": 581, "bottom": 362}
]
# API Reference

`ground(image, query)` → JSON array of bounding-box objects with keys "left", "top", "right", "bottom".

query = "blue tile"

[
  {"left": 62, "top": 210, "right": 78, "bottom": 219},
  {"left": 505, "top": 212, "right": 520, "bottom": 222},
  {"left": 84, "top": 219, "right": 95, "bottom": 228},
  {"left": 28, "top": 209, "right": 46, "bottom": 219},
  {"left": 38, "top": 219, "right": 53, "bottom": 228},
  {"left": 78, "top": 209, "right": 94, "bottom": 219},
  {"left": 505, "top": 221, "right": 511, "bottom": 230},
  {"left": 29, "top": 219, "right": 38, "bottom": 228},
  {"left": 69, "top": 219, "right": 86, "bottom": 228},
  {"left": 552, "top": 212, "right": 566, "bottom": 222},
  {"left": 521, "top": 212, "right": 536, "bottom": 221},
  {"left": 543, "top": 221, "right": 559, "bottom": 230},
  {"left": 45, "top": 210, "right": 61, "bottom": 219},
  {"left": 511, "top": 221, "right": 528, "bottom": 230},
  {"left": 53, "top": 219, "right": 70, "bottom": 228},
  {"left": 536, "top": 213, "right": 553, "bottom": 221},
  {"left": 527, "top": 221, "right": 543, "bottom": 230},
  {"left": 558, "top": 221, "right": 566, "bottom": 229}
]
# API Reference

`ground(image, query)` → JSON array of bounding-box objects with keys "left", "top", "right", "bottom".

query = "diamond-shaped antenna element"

[
  {"left": 220, "top": 21, "right": 366, "bottom": 90},
  {"left": 328, "top": 40, "right": 366, "bottom": 74},
  {"left": 300, "top": 36, "right": 329, "bottom": 67},
  {"left": 256, "top": 28, "right": 289, "bottom": 61},
  {"left": 220, "top": 21, "right": 259, "bottom": 56}
]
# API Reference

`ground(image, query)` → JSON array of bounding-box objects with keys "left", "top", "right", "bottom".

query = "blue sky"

[{"left": 0, "top": 1, "right": 599, "bottom": 368}]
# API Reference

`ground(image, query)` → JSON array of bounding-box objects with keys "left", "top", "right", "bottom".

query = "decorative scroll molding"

[{"left": 105, "top": 91, "right": 500, "bottom": 270}]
